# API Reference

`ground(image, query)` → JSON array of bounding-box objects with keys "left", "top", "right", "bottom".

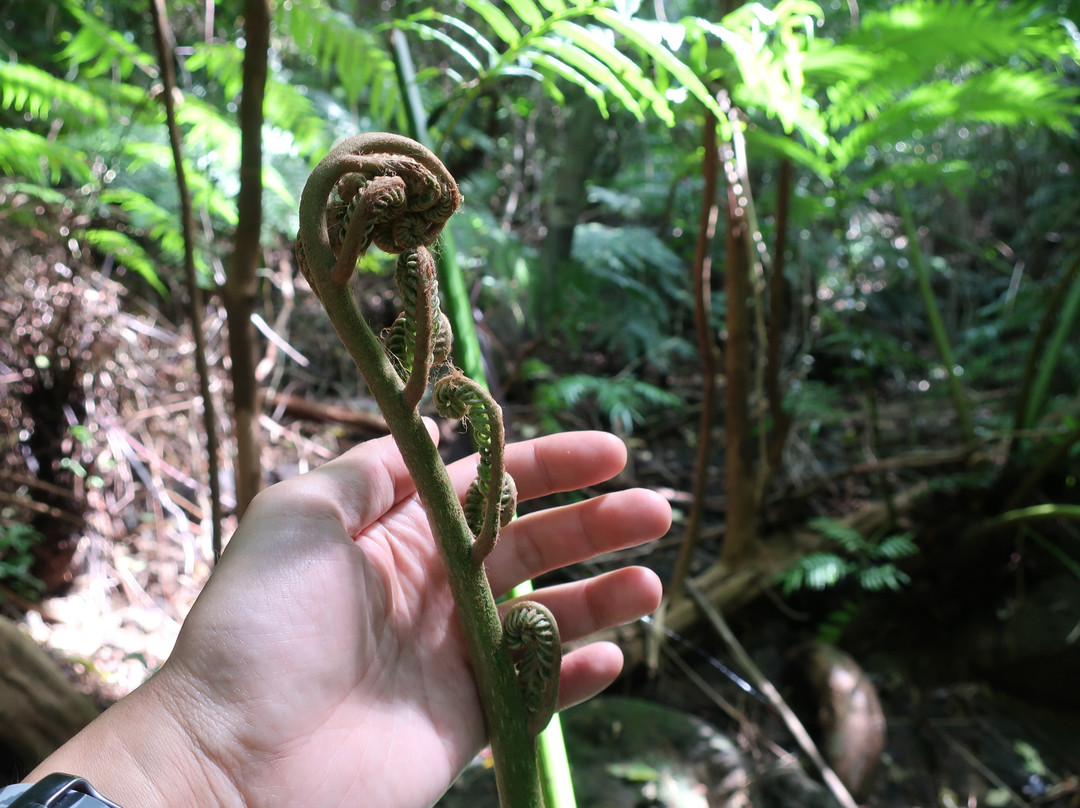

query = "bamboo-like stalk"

[{"left": 894, "top": 184, "right": 974, "bottom": 438}]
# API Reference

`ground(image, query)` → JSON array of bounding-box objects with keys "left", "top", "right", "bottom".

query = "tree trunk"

[
  {"left": 223, "top": 0, "right": 270, "bottom": 518},
  {"left": 535, "top": 87, "right": 604, "bottom": 328},
  {"left": 720, "top": 139, "right": 756, "bottom": 565}
]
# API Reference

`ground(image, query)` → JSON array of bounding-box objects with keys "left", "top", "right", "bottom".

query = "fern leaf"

[
  {"left": 0, "top": 61, "right": 107, "bottom": 124},
  {"left": 533, "top": 35, "right": 642, "bottom": 117},
  {"left": 537, "top": 373, "right": 681, "bottom": 433},
  {"left": 504, "top": 0, "right": 546, "bottom": 30},
  {"left": 277, "top": 3, "right": 398, "bottom": 115},
  {"left": 100, "top": 188, "right": 185, "bottom": 264},
  {"left": 462, "top": 0, "right": 523, "bottom": 46},
  {"left": 399, "top": 19, "right": 488, "bottom": 73},
  {"left": 592, "top": 8, "right": 723, "bottom": 119},
  {"left": 552, "top": 20, "right": 672, "bottom": 123},
  {"left": 858, "top": 563, "right": 910, "bottom": 592},
  {"left": 809, "top": 516, "right": 867, "bottom": 554},
  {"left": 58, "top": 0, "right": 158, "bottom": 80},
  {"left": 0, "top": 181, "right": 68, "bottom": 206},
  {"left": 411, "top": 11, "right": 502, "bottom": 66},
  {"left": 805, "top": 553, "right": 849, "bottom": 590},
  {"left": 877, "top": 533, "right": 919, "bottom": 561},
  {"left": 0, "top": 128, "right": 91, "bottom": 184},
  {"left": 528, "top": 52, "right": 604, "bottom": 112},
  {"left": 78, "top": 229, "right": 167, "bottom": 296}
]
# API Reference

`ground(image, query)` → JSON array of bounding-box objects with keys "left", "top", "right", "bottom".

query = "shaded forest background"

[{"left": 1, "top": 0, "right": 1079, "bottom": 805}]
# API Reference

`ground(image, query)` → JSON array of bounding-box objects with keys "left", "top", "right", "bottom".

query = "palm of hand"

[{"left": 157, "top": 430, "right": 669, "bottom": 808}]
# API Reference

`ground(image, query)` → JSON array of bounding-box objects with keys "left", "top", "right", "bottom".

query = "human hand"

[{"left": 29, "top": 429, "right": 670, "bottom": 808}]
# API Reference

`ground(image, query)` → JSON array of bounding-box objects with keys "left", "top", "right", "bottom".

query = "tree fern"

[
  {"left": 185, "top": 43, "right": 330, "bottom": 160},
  {"left": 778, "top": 518, "right": 919, "bottom": 595},
  {"left": 686, "top": 1, "right": 830, "bottom": 146},
  {"left": 78, "top": 228, "right": 167, "bottom": 296},
  {"left": 0, "top": 61, "right": 109, "bottom": 124},
  {"left": 397, "top": 0, "right": 723, "bottom": 146},
  {"left": 534, "top": 371, "right": 682, "bottom": 434},
  {"left": 0, "top": 128, "right": 91, "bottom": 184},
  {"left": 814, "top": 0, "right": 1080, "bottom": 172},
  {"left": 277, "top": 2, "right": 399, "bottom": 121},
  {"left": 57, "top": 0, "right": 159, "bottom": 81}
]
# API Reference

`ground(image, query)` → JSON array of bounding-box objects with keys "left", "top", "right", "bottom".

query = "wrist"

[{"left": 26, "top": 671, "right": 243, "bottom": 808}]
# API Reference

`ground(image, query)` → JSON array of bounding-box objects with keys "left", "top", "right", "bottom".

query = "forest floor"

[{"left": 4, "top": 257, "right": 1079, "bottom": 807}]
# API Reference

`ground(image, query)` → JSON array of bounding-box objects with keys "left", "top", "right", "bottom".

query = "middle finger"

[{"left": 487, "top": 488, "right": 671, "bottom": 597}]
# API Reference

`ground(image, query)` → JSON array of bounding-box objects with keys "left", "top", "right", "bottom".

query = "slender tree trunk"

[
  {"left": 764, "top": 158, "right": 793, "bottom": 480},
  {"left": 719, "top": 127, "right": 756, "bottom": 565},
  {"left": 667, "top": 107, "right": 722, "bottom": 603},
  {"left": 148, "top": 0, "right": 224, "bottom": 558},
  {"left": 223, "top": 0, "right": 270, "bottom": 519}
]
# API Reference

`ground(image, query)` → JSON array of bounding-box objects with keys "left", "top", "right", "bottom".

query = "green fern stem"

[
  {"left": 297, "top": 133, "right": 546, "bottom": 808},
  {"left": 433, "top": 369, "right": 517, "bottom": 562},
  {"left": 503, "top": 600, "right": 562, "bottom": 737}
]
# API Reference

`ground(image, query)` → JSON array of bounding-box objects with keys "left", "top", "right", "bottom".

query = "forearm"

[{"left": 25, "top": 674, "right": 242, "bottom": 808}]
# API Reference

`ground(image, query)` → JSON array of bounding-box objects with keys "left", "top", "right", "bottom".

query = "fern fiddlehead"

[
  {"left": 297, "top": 133, "right": 556, "bottom": 805},
  {"left": 297, "top": 134, "right": 459, "bottom": 411},
  {"left": 504, "top": 601, "right": 562, "bottom": 737},
  {"left": 433, "top": 369, "right": 517, "bottom": 562}
]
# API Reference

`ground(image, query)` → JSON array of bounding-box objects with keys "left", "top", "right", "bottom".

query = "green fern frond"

[
  {"left": 401, "top": 0, "right": 721, "bottom": 139},
  {"left": 0, "top": 128, "right": 91, "bottom": 184},
  {"left": 550, "top": 20, "right": 672, "bottom": 122},
  {"left": 186, "top": 43, "right": 329, "bottom": 159},
  {"left": 78, "top": 228, "right": 167, "bottom": 296},
  {"left": 57, "top": 0, "right": 158, "bottom": 81},
  {"left": 572, "top": 223, "right": 684, "bottom": 283},
  {"left": 175, "top": 98, "right": 241, "bottom": 163},
  {"left": 277, "top": 2, "right": 399, "bottom": 117},
  {"left": 837, "top": 69, "right": 1077, "bottom": 167},
  {"left": 121, "top": 141, "right": 238, "bottom": 225},
  {"left": 536, "top": 373, "right": 681, "bottom": 434},
  {"left": 858, "top": 563, "right": 911, "bottom": 592},
  {"left": 877, "top": 533, "right": 919, "bottom": 561},
  {"left": 778, "top": 551, "right": 850, "bottom": 595},
  {"left": 0, "top": 181, "right": 68, "bottom": 206},
  {"left": 0, "top": 61, "right": 108, "bottom": 124},
  {"left": 822, "top": 0, "right": 1079, "bottom": 148},
  {"left": 689, "top": 2, "right": 830, "bottom": 145},
  {"left": 850, "top": 0, "right": 1073, "bottom": 68},
  {"left": 809, "top": 516, "right": 867, "bottom": 554},
  {"left": 100, "top": 188, "right": 186, "bottom": 264}
]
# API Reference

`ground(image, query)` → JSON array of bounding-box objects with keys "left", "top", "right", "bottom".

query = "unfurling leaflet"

[
  {"left": 387, "top": 248, "right": 452, "bottom": 409},
  {"left": 432, "top": 370, "right": 516, "bottom": 563},
  {"left": 504, "top": 601, "right": 562, "bottom": 737}
]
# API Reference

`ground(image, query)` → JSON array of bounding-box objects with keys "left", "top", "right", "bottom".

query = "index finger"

[{"left": 446, "top": 430, "right": 628, "bottom": 502}]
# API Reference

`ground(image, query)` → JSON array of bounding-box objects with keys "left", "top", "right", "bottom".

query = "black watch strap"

[{"left": 6, "top": 775, "right": 124, "bottom": 808}]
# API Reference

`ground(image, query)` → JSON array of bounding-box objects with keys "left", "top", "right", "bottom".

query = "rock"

[{"left": 784, "top": 642, "right": 887, "bottom": 801}]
